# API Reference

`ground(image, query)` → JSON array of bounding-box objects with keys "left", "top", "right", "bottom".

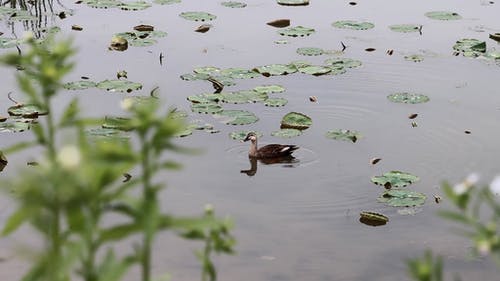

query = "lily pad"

[
  {"left": 324, "top": 57, "right": 362, "bottom": 68},
  {"left": 325, "top": 129, "right": 362, "bottom": 143},
  {"left": 387, "top": 92, "right": 429, "bottom": 104},
  {"left": 63, "top": 80, "right": 97, "bottom": 90},
  {"left": 254, "top": 64, "right": 297, "bottom": 76},
  {"left": 296, "top": 47, "right": 324, "bottom": 56},
  {"left": 180, "top": 73, "right": 210, "bottom": 81},
  {"left": 180, "top": 11, "right": 217, "bottom": 22},
  {"left": 120, "top": 1, "right": 151, "bottom": 10},
  {"left": 220, "top": 68, "right": 260, "bottom": 79},
  {"left": 0, "top": 38, "right": 22, "bottom": 49},
  {"left": 254, "top": 85, "right": 285, "bottom": 94},
  {"left": 97, "top": 80, "right": 143, "bottom": 93},
  {"left": 453, "top": 38, "right": 486, "bottom": 57},
  {"left": 102, "top": 116, "right": 133, "bottom": 131},
  {"left": 404, "top": 54, "right": 424, "bottom": 62},
  {"left": 214, "top": 110, "right": 259, "bottom": 125},
  {"left": 221, "top": 1, "right": 247, "bottom": 8},
  {"left": 359, "top": 211, "right": 389, "bottom": 226},
  {"left": 0, "top": 151, "right": 6, "bottom": 172},
  {"left": 153, "top": 0, "right": 181, "bottom": 4},
  {"left": 0, "top": 121, "right": 30, "bottom": 133},
  {"left": 86, "top": 128, "right": 130, "bottom": 142},
  {"left": 425, "top": 11, "right": 462, "bottom": 20},
  {"left": 85, "top": 0, "right": 123, "bottom": 9},
  {"left": 220, "top": 90, "right": 268, "bottom": 104},
  {"left": 389, "top": 24, "right": 421, "bottom": 33},
  {"left": 191, "top": 103, "right": 223, "bottom": 114},
  {"left": 278, "top": 26, "right": 315, "bottom": 37},
  {"left": 271, "top": 128, "right": 302, "bottom": 138},
  {"left": 8, "top": 105, "right": 48, "bottom": 117},
  {"left": 371, "top": 171, "right": 419, "bottom": 188},
  {"left": 277, "top": 0, "right": 309, "bottom": 6},
  {"left": 378, "top": 189, "right": 426, "bottom": 207},
  {"left": 280, "top": 112, "right": 312, "bottom": 130},
  {"left": 298, "top": 65, "right": 332, "bottom": 76},
  {"left": 264, "top": 97, "right": 288, "bottom": 107},
  {"left": 187, "top": 93, "right": 221, "bottom": 103},
  {"left": 193, "top": 66, "right": 221, "bottom": 76},
  {"left": 332, "top": 20, "right": 375, "bottom": 30}
]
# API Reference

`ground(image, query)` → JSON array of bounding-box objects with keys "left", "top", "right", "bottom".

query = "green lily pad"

[
  {"left": 280, "top": 112, "right": 312, "bottom": 130},
  {"left": 193, "top": 66, "right": 221, "bottom": 76},
  {"left": 297, "top": 47, "right": 324, "bottom": 56},
  {"left": 387, "top": 92, "right": 430, "bottom": 104},
  {"left": 214, "top": 110, "right": 259, "bottom": 125},
  {"left": 85, "top": 0, "right": 123, "bottom": 9},
  {"left": 8, "top": 10, "right": 37, "bottom": 21},
  {"left": 8, "top": 105, "right": 48, "bottom": 117},
  {"left": 278, "top": 26, "right": 315, "bottom": 37},
  {"left": 359, "top": 211, "right": 389, "bottom": 226},
  {"left": 221, "top": 90, "right": 268, "bottom": 104},
  {"left": 325, "top": 129, "right": 362, "bottom": 143},
  {"left": 453, "top": 38, "right": 486, "bottom": 57},
  {"left": 277, "top": 0, "right": 309, "bottom": 6},
  {"left": 274, "top": 39, "right": 289, "bottom": 44},
  {"left": 271, "top": 128, "right": 302, "bottom": 138},
  {"left": 211, "top": 76, "right": 236, "bottom": 86},
  {"left": 425, "top": 11, "right": 462, "bottom": 20},
  {"left": 254, "top": 85, "right": 285, "bottom": 94},
  {"left": 404, "top": 54, "right": 424, "bottom": 62},
  {"left": 63, "top": 80, "right": 97, "bottom": 90},
  {"left": 86, "top": 128, "right": 130, "bottom": 142},
  {"left": 229, "top": 130, "right": 263, "bottom": 141},
  {"left": 324, "top": 57, "right": 362, "bottom": 68},
  {"left": 378, "top": 189, "right": 426, "bottom": 207},
  {"left": 326, "top": 65, "right": 347, "bottom": 75},
  {"left": 332, "top": 20, "right": 375, "bottom": 30},
  {"left": 0, "top": 121, "right": 30, "bottom": 133},
  {"left": 219, "top": 68, "right": 260, "bottom": 79},
  {"left": 290, "top": 60, "right": 312, "bottom": 69},
  {"left": 97, "top": 80, "right": 143, "bottom": 93},
  {"left": 298, "top": 65, "right": 332, "bottom": 76},
  {"left": 389, "top": 24, "right": 421, "bottom": 33},
  {"left": 153, "top": 0, "right": 181, "bottom": 4},
  {"left": 128, "top": 38, "right": 157, "bottom": 47},
  {"left": 120, "top": 1, "right": 151, "bottom": 10},
  {"left": 191, "top": 103, "right": 223, "bottom": 114},
  {"left": 371, "top": 171, "right": 419, "bottom": 188},
  {"left": 221, "top": 1, "right": 247, "bottom": 8},
  {"left": 180, "top": 73, "right": 210, "bottom": 81},
  {"left": 254, "top": 64, "right": 297, "bottom": 76},
  {"left": 264, "top": 97, "right": 288, "bottom": 107},
  {"left": 180, "top": 11, "right": 217, "bottom": 21},
  {"left": 187, "top": 93, "right": 221, "bottom": 103},
  {"left": 102, "top": 116, "right": 133, "bottom": 131}
]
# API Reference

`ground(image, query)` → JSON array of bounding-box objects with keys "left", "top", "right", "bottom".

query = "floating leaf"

[
  {"left": 326, "top": 65, "right": 347, "bottom": 75},
  {"left": 324, "top": 57, "right": 362, "bottom": 68},
  {"left": 274, "top": 39, "right": 289, "bottom": 44},
  {"left": 214, "top": 110, "right": 259, "bottom": 125},
  {"left": 277, "top": 0, "right": 309, "bottom": 6},
  {"left": 63, "top": 80, "right": 97, "bottom": 90},
  {"left": 180, "top": 11, "right": 217, "bottom": 21},
  {"left": 0, "top": 37, "right": 22, "bottom": 49},
  {"left": 220, "top": 90, "right": 268, "bottom": 104},
  {"left": 378, "top": 189, "right": 426, "bottom": 207},
  {"left": 221, "top": 1, "right": 247, "bottom": 8},
  {"left": 271, "top": 128, "right": 301, "bottom": 138},
  {"left": 153, "top": 0, "right": 181, "bottom": 4},
  {"left": 278, "top": 26, "right": 315, "bottom": 37},
  {"left": 120, "top": 1, "right": 152, "bottom": 10},
  {"left": 264, "top": 97, "right": 288, "bottom": 107},
  {"left": 254, "top": 85, "right": 285, "bottom": 94},
  {"left": 280, "top": 112, "right": 312, "bottom": 130},
  {"left": 85, "top": 0, "right": 122, "bottom": 9},
  {"left": 326, "top": 129, "right": 362, "bottom": 143},
  {"left": 332, "top": 20, "right": 375, "bottom": 30},
  {"left": 128, "top": 38, "right": 157, "bottom": 47},
  {"left": 489, "top": 33, "right": 500, "bottom": 43},
  {"left": 195, "top": 24, "right": 212, "bottom": 33},
  {"left": 86, "top": 128, "right": 129, "bottom": 142},
  {"left": 425, "top": 11, "right": 462, "bottom": 20},
  {"left": 387, "top": 92, "right": 429, "bottom": 104},
  {"left": 404, "top": 54, "right": 424, "bottom": 62},
  {"left": 453, "top": 38, "right": 486, "bottom": 57},
  {"left": 229, "top": 130, "right": 263, "bottom": 141},
  {"left": 298, "top": 65, "right": 332, "bottom": 76},
  {"left": 254, "top": 64, "right": 297, "bottom": 76},
  {"left": 187, "top": 93, "right": 221, "bottom": 103},
  {"left": 180, "top": 73, "right": 210, "bottom": 81},
  {"left": 102, "top": 116, "right": 133, "bottom": 131},
  {"left": 296, "top": 47, "right": 324, "bottom": 56},
  {"left": 191, "top": 103, "right": 223, "bottom": 114},
  {"left": 389, "top": 24, "right": 421, "bottom": 33},
  {"left": 359, "top": 211, "right": 389, "bottom": 226},
  {"left": 8, "top": 105, "right": 48, "bottom": 117},
  {"left": 371, "top": 171, "right": 419, "bottom": 188},
  {"left": 267, "top": 19, "right": 290, "bottom": 28},
  {"left": 193, "top": 66, "right": 221, "bottom": 76},
  {"left": 220, "top": 68, "right": 260, "bottom": 79},
  {"left": 0, "top": 121, "right": 30, "bottom": 133},
  {"left": 97, "top": 80, "right": 142, "bottom": 93}
]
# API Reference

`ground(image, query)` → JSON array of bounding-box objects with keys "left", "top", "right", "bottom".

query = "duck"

[{"left": 243, "top": 132, "right": 299, "bottom": 158}]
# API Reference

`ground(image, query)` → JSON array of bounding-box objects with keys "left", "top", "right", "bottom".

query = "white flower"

[
  {"left": 120, "top": 98, "right": 134, "bottom": 111},
  {"left": 489, "top": 176, "right": 500, "bottom": 195},
  {"left": 57, "top": 145, "right": 81, "bottom": 170},
  {"left": 465, "top": 173, "right": 480, "bottom": 186},
  {"left": 453, "top": 173, "right": 480, "bottom": 195},
  {"left": 453, "top": 183, "right": 468, "bottom": 195}
]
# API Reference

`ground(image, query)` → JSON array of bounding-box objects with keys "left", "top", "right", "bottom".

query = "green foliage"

[
  {"left": 408, "top": 251, "right": 443, "bottom": 281},
  {"left": 1, "top": 36, "right": 234, "bottom": 281}
]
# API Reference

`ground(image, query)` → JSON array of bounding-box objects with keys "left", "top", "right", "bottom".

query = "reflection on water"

[{"left": 240, "top": 156, "right": 298, "bottom": 177}]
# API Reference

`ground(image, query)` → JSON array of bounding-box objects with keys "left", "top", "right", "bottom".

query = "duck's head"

[{"left": 243, "top": 132, "right": 257, "bottom": 142}]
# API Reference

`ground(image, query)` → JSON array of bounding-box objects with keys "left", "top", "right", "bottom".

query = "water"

[{"left": 1, "top": 0, "right": 500, "bottom": 280}]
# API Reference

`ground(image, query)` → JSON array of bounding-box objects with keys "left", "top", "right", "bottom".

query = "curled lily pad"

[
  {"left": 371, "top": 171, "right": 419, "bottom": 188},
  {"left": 229, "top": 130, "right": 263, "bottom": 141},
  {"left": 86, "top": 128, "right": 129, "bottom": 142},
  {"left": 97, "top": 80, "right": 142, "bottom": 93},
  {"left": 387, "top": 92, "right": 429, "bottom": 104},
  {"left": 332, "top": 20, "right": 374, "bottom": 30},
  {"left": 191, "top": 103, "right": 223, "bottom": 114},
  {"left": 220, "top": 68, "right": 260, "bottom": 79},
  {"left": 267, "top": 19, "right": 291, "bottom": 28},
  {"left": 359, "top": 211, "right": 388, "bottom": 226},
  {"left": 154, "top": 0, "right": 181, "bottom": 4},
  {"left": 404, "top": 54, "right": 424, "bottom": 62},
  {"left": 63, "top": 80, "right": 97, "bottom": 90},
  {"left": 278, "top": 26, "right": 315, "bottom": 37},
  {"left": 214, "top": 110, "right": 259, "bottom": 125},
  {"left": 326, "top": 129, "right": 362, "bottom": 143},
  {"left": 378, "top": 189, "right": 426, "bottom": 207},
  {"left": 0, "top": 121, "right": 30, "bottom": 133},
  {"left": 389, "top": 24, "right": 421, "bottom": 33},
  {"left": 220, "top": 90, "right": 268, "bottom": 104},
  {"left": 254, "top": 85, "right": 285, "bottom": 94},
  {"left": 277, "top": 0, "right": 309, "bottom": 6},
  {"left": 8, "top": 105, "right": 48, "bottom": 117},
  {"left": 180, "top": 11, "right": 217, "bottom": 21},
  {"left": 280, "top": 112, "right": 312, "bottom": 130},
  {"left": 298, "top": 65, "right": 331, "bottom": 76},
  {"left": 324, "top": 57, "right": 362, "bottom": 68},
  {"left": 264, "top": 97, "right": 288, "bottom": 107},
  {"left": 297, "top": 47, "right": 324, "bottom": 56},
  {"left": 271, "top": 128, "right": 301, "bottom": 138},
  {"left": 254, "top": 64, "right": 297, "bottom": 76},
  {"left": 120, "top": 1, "right": 152, "bottom": 10},
  {"left": 425, "top": 11, "right": 462, "bottom": 20},
  {"left": 221, "top": 1, "right": 247, "bottom": 8},
  {"left": 453, "top": 39, "right": 486, "bottom": 57},
  {"left": 102, "top": 116, "right": 133, "bottom": 131},
  {"left": 187, "top": 93, "right": 221, "bottom": 103}
]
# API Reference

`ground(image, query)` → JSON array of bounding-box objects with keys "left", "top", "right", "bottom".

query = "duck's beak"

[{"left": 243, "top": 136, "right": 250, "bottom": 142}]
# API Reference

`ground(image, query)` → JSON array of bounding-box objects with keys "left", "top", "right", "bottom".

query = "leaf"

[
  {"left": 332, "top": 20, "right": 375, "bottom": 30},
  {"left": 378, "top": 189, "right": 426, "bottom": 207},
  {"left": 102, "top": 116, "right": 133, "bottom": 131},
  {"left": 86, "top": 128, "right": 130, "bottom": 142},
  {"left": 277, "top": 0, "right": 309, "bottom": 6},
  {"left": 326, "top": 129, "right": 362, "bottom": 142},
  {"left": 2, "top": 207, "right": 32, "bottom": 235},
  {"left": 214, "top": 110, "right": 259, "bottom": 125},
  {"left": 404, "top": 54, "right": 424, "bottom": 62},
  {"left": 229, "top": 130, "right": 263, "bottom": 141},
  {"left": 179, "top": 11, "right": 217, "bottom": 21},
  {"left": 120, "top": 1, "right": 152, "bottom": 11},
  {"left": 452, "top": 38, "right": 486, "bottom": 57},
  {"left": 254, "top": 64, "right": 297, "bottom": 76},
  {"left": 219, "top": 68, "right": 260, "bottom": 79},
  {"left": 324, "top": 57, "right": 362, "bottom": 68},
  {"left": 63, "top": 80, "right": 97, "bottom": 90},
  {"left": 8, "top": 104, "right": 48, "bottom": 117},
  {"left": 253, "top": 85, "right": 285, "bottom": 94},
  {"left": 387, "top": 92, "right": 430, "bottom": 104},
  {"left": 278, "top": 26, "right": 315, "bottom": 37},
  {"left": 389, "top": 24, "right": 421, "bottom": 33},
  {"left": 0, "top": 120, "right": 31, "bottom": 133},
  {"left": 154, "top": 0, "right": 181, "bottom": 4},
  {"left": 85, "top": 0, "right": 122, "bottom": 9},
  {"left": 221, "top": 1, "right": 247, "bottom": 8},
  {"left": 296, "top": 47, "right": 324, "bottom": 56},
  {"left": 100, "top": 223, "right": 141, "bottom": 242},
  {"left": 264, "top": 97, "right": 288, "bottom": 107},
  {"left": 359, "top": 211, "right": 389, "bottom": 226},
  {"left": 191, "top": 103, "right": 223, "bottom": 114},
  {"left": 97, "top": 80, "right": 143, "bottom": 93},
  {"left": 425, "top": 11, "right": 462, "bottom": 20},
  {"left": 298, "top": 65, "right": 332, "bottom": 76},
  {"left": 271, "top": 128, "right": 302, "bottom": 138},
  {"left": 220, "top": 90, "right": 268, "bottom": 104},
  {"left": 187, "top": 93, "right": 221, "bottom": 104},
  {"left": 280, "top": 112, "right": 312, "bottom": 130},
  {"left": 267, "top": 19, "right": 291, "bottom": 28},
  {"left": 371, "top": 171, "right": 419, "bottom": 188}
]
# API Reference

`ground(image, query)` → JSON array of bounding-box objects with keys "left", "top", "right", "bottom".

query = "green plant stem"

[{"left": 141, "top": 136, "right": 153, "bottom": 281}]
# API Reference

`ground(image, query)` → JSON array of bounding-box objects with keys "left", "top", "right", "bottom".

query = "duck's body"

[{"left": 243, "top": 132, "right": 299, "bottom": 158}]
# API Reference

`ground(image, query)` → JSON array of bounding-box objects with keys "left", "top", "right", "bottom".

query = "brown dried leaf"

[{"left": 266, "top": 19, "right": 291, "bottom": 28}]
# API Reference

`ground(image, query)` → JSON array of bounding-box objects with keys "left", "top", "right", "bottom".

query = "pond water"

[{"left": 1, "top": 0, "right": 500, "bottom": 280}]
